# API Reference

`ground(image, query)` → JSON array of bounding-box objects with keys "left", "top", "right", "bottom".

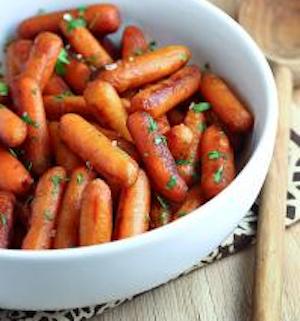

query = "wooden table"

[
  {"left": 93, "top": 222, "right": 300, "bottom": 321},
  {"left": 92, "top": 1, "right": 300, "bottom": 320}
]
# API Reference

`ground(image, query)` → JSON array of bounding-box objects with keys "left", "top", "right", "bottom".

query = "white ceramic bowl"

[{"left": 0, "top": 0, "right": 277, "bottom": 311}]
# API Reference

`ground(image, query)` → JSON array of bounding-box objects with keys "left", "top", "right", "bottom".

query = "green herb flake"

[
  {"left": 8, "top": 148, "right": 18, "bottom": 158},
  {"left": 25, "top": 161, "right": 33, "bottom": 172},
  {"left": 208, "top": 151, "right": 224, "bottom": 160},
  {"left": 176, "top": 159, "right": 191, "bottom": 165},
  {"left": 148, "top": 116, "right": 158, "bottom": 133},
  {"left": 176, "top": 211, "right": 187, "bottom": 217},
  {"left": 44, "top": 209, "right": 53, "bottom": 221},
  {"left": 0, "top": 104, "right": 6, "bottom": 109},
  {"left": 198, "top": 123, "right": 207, "bottom": 133},
  {"left": 0, "top": 213, "right": 7, "bottom": 226},
  {"left": 214, "top": 165, "right": 224, "bottom": 184},
  {"left": 192, "top": 172, "right": 200, "bottom": 184},
  {"left": 0, "top": 81, "right": 9, "bottom": 96},
  {"left": 78, "top": 4, "right": 87, "bottom": 16},
  {"left": 21, "top": 112, "right": 40, "bottom": 129},
  {"left": 179, "top": 53, "right": 188, "bottom": 62},
  {"left": 55, "top": 48, "right": 70, "bottom": 76},
  {"left": 82, "top": 55, "right": 97, "bottom": 63},
  {"left": 166, "top": 176, "right": 177, "bottom": 190},
  {"left": 134, "top": 48, "right": 144, "bottom": 56},
  {"left": 76, "top": 173, "right": 84, "bottom": 185},
  {"left": 148, "top": 40, "right": 157, "bottom": 52},
  {"left": 24, "top": 195, "right": 34, "bottom": 205},
  {"left": 51, "top": 175, "right": 62, "bottom": 194},
  {"left": 153, "top": 135, "right": 167, "bottom": 146},
  {"left": 67, "top": 17, "right": 87, "bottom": 32},
  {"left": 160, "top": 211, "right": 169, "bottom": 223},
  {"left": 31, "top": 87, "right": 38, "bottom": 95},
  {"left": 156, "top": 195, "right": 170, "bottom": 210},
  {"left": 88, "top": 13, "right": 100, "bottom": 29},
  {"left": 54, "top": 90, "right": 74, "bottom": 102},
  {"left": 201, "top": 62, "right": 211, "bottom": 72},
  {"left": 190, "top": 102, "right": 211, "bottom": 113},
  {"left": 65, "top": 177, "right": 70, "bottom": 183}
]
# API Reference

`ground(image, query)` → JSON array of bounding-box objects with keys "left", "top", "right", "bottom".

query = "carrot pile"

[{"left": 0, "top": 4, "right": 254, "bottom": 250}]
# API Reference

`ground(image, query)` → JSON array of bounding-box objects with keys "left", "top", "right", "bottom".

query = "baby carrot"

[{"left": 0, "top": 191, "right": 16, "bottom": 249}]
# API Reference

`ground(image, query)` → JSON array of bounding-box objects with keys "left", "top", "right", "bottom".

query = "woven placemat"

[{"left": 0, "top": 100, "right": 299, "bottom": 321}]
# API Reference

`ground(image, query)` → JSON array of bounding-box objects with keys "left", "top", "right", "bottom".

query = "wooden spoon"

[{"left": 238, "top": 1, "right": 297, "bottom": 320}]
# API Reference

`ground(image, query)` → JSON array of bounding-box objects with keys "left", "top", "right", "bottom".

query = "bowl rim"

[{"left": 0, "top": 0, "right": 278, "bottom": 260}]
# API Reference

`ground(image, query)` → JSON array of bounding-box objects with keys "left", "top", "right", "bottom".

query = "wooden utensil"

[{"left": 238, "top": 0, "right": 298, "bottom": 320}]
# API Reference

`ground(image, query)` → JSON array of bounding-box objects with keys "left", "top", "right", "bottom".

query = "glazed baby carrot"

[
  {"left": 80, "top": 179, "right": 113, "bottom": 246},
  {"left": 63, "top": 57, "right": 91, "bottom": 94},
  {"left": 60, "top": 114, "right": 139, "bottom": 187},
  {"left": 60, "top": 20, "right": 113, "bottom": 69},
  {"left": 167, "top": 108, "right": 186, "bottom": 126},
  {"left": 114, "top": 169, "right": 151, "bottom": 240},
  {"left": 200, "top": 125, "right": 235, "bottom": 199},
  {"left": 54, "top": 166, "right": 94, "bottom": 249},
  {"left": 157, "top": 115, "right": 171, "bottom": 135},
  {"left": 165, "top": 124, "right": 194, "bottom": 161},
  {"left": 5, "top": 40, "right": 32, "bottom": 85},
  {"left": 18, "top": 4, "right": 121, "bottom": 39},
  {"left": 48, "top": 122, "right": 82, "bottom": 173},
  {"left": 98, "top": 45, "right": 191, "bottom": 92},
  {"left": 149, "top": 195, "right": 172, "bottom": 229},
  {"left": 130, "top": 65, "right": 201, "bottom": 118},
  {"left": 43, "top": 94, "right": 90, "bottom": 120},
  {"left": 84, "top": 80, "right": 132, "bottom": 141},
  {"left": 177, "top": 105, "right": 207, "bottom": 186},
  {"left": 127, "top": 111, "right": 188, "bottom": 203},
  {"left": 172, "top": 184, "right": 205, "bottom": 220},
  {"left": 13, "top": 77, "right": 52, "bottom": 175},
  {"left": 43, "top": 73, "right": 70, "bottom": 95},
  {"left": 0, "top": 146, "right": 33, "bottom": 196},
  {"left": 0, "top": 105, "right": 28, "bottom": 147},
  {"left": 121, "top": 98, "right": 131, "bottom": 112},
  {"left": 22, "top": 166, "right": 67, "bottom": 250},
  {"left": 200, "top": 73, "right": 254, "bottom": 133},
  {"left": 0, "top": 191, "right": 15, "bottom": 249},
  {"left": 121, "top": 25, "right": 148, "bottom": 59},
  {"left": 21, "top": 32, "right": 63, "bottom": 91},
  {"left": 93, "top": 125, "right": 140, "bottom": 163}
]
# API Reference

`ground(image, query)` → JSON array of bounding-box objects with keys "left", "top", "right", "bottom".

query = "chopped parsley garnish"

[
  {"left": 148, "top": 116, "right": 158, "bottom": 133},
  {"left": 54, "top": 90, "right": 74, "bottom": 102},
  {"left": 82, "top": 55, "right": 97, "bottom": 63},
  {"left": 134, "top": 48, "right": 144, "bottom": 56},
  {"left": 179, "top": 53, "right": 188, "bottom": 62},
  {"left": 189, "top": 102, "right": 211, "bottom": 113},
  {"left": 25, "top": 161, "right": 33, "bottom": 171},
  {"left": 63, "top": 13, "right": 87, "bottom": 32},
  {"left": 148, "top": 40, "right": 157, "bottom": 52},
  {"left": 0, "top": 213, "right": 7, "bottom": 226},
  {"left": 76, "top": 173, "right": 84, "bottom": 185},
  {"left": 153, "top": 135, "right": 167, "bottom": 146},
  {"left": 0, "top": 81, "right": 9, "bottom": 96},
  {"left": 44, "top": 210, "right": 53, "bottom": 221},
  {"left": 198, "top": 123, "right": 207, "bottom": 133},
  {"left": 88, "top": 13, "right": 100, "bottom": 29},
  {"left": 214, "top": 165, "right": 224, "bottom": 183},
  {"left": 8, "top": 148, "right": 18, "bottom": 158},
  {"left": 51, "top": 175, "right": 62, "bottom": 194},
  {"left": 166, "top": 176, "right": 177, "bottom": 190},
  {"left": 176, "top": 159, "right": 191, "bottom": 165},
  {"left": 24, "top": 195, "right": 34, "bottom": 205},
  {"left": 208, "top": 151, "right": 224, "bottom": 160},
  {"left": 156, "top": 195, "right": 170, "bottom": 210},
  {"left": 78, "top": 4, "right": 87, "bottom": 17},
  {"left": 65, "top": 177, "right": 70, "bottom": 183},
  {"left": 176, "top": 211, "right": 187, "bottom": 217},
  {"left": 192, "top": 172, "right": 200, "bottom": 184},
  {"left": 160, "top": 211, "right": 169, "bottom": 222},
  {"left": 55, "top": 48, "right": 70, "bottom": 76},
  {"left": 21, "top": 112, "right": 40, "bottom": 128}
]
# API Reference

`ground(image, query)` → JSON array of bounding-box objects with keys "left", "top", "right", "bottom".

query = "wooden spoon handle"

[{"left": 251, "top": 65, "right": 292, "bottom": 321}]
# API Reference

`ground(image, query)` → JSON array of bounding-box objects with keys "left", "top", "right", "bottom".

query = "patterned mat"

[{"left": 0, "top": 101, "right": 299, "bottom": 321}]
